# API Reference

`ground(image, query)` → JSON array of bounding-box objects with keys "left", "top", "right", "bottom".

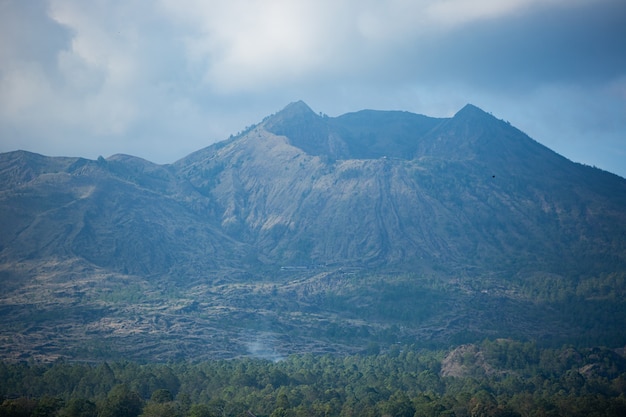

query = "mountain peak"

[
  {"left": 283, "top": 100, "right": 315, "bottom": 113},
  {"left": 454, "top": 103, "right": 492, "bottom": 119},
  {"left": 270, "top": 100, "right": 317, "bottom": 122},
  {"left": 262, "top": 101, "right": 334, "bottom": 157},
  {"left": 263, "top": 100, "right": 319, "bottom": 130}
]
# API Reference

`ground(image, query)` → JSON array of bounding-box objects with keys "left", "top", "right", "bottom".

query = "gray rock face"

[{"left": 1, "top": 102, "right": 625, "bottom": 361}]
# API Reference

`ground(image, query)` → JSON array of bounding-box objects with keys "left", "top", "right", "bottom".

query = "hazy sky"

[{"left": 1, "top": 0, "right": 625, "bottom": 177}]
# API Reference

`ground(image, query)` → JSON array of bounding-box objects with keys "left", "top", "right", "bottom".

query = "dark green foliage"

[
  {"left": 59, "top": 399, "right": 97, "bottom": 417},
  {"left": 31, "top": 397, "right": 63, "bottom": 417},
  {"left": 149, "top": 390, "right": 173, "bottom": 404},
  {"left": 0, "top": 398, "right": 37, "bottom": 417},
  {"left": 139, "top": 402, "right": 179, "bottom": 417},
  {"left": 2, "top": 342, "right": 626, "bottom": 417},
  {"left": 186, "top": 405, "right": 212, "bottom": 417},
  {"left": 98, "top": 385, "right": 143, "bottom": 417}
]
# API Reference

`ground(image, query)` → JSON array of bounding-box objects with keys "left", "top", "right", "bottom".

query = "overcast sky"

[{"left": 1, "top": 0, "right": 625, "bottom": 177}]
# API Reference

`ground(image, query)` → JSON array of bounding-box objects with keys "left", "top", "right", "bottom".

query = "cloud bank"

[{"left": 1, "top": 0, "right": 625, "bottom": 176}]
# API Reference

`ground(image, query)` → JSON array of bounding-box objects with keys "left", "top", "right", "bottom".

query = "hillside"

[
  {"left": 177, "top": 101, "right": 626, "bottom": 274},
  {"left": 1, "top": 102, "right": 625, "bottom": 361}
]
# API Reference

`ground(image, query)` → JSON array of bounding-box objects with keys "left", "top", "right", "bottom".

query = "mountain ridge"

[{"left": 1, "top": 101, "right": 625, "bottom": 361}]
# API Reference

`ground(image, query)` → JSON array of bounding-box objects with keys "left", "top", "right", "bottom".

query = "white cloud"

[
  {"left": 0, "top": 0, "right": 140, "bottom": 141},
  {"left": 156, "top": 0, "right": 602, "bottom": 93},
  {"left": 0, "top": 61, "right": 53, "bottom": 122},
  {"left": 0, "top": 0, "right": 192, "bottom": 158},
  {"left": 424, "top": 0, "right": 570, "bottom": 27},
  {"left": 159, "top": 0, "right": 347, "bottom": 92},
  {"left": 0, "top": 0, "right": 623, "bottom": 176},
  {"left": 47, "top": 0, "right": 142, "bottom": 131}
]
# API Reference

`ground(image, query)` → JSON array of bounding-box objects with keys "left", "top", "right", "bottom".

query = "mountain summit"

[
  {"left": 1, "top": 102, "right": 625, "bottom": 360},
  {"left": 272, "top": 100, "right": 317, "bottom": 119},
  {"left": 454, "top": 103, "right": 492, "bottom": 118}
]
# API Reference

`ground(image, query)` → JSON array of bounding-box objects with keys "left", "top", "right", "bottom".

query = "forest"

[{"left": 2, "top": 339, "right": 626, "bottom": 417}]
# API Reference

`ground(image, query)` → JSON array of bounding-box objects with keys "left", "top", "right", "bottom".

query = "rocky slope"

[{"left": 1, "top": 101, "right": 625, "bottom": 361}]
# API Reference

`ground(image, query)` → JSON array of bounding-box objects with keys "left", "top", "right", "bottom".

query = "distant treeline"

[{"left": 2, "top": 340, "right": 626, "bottom": 417}]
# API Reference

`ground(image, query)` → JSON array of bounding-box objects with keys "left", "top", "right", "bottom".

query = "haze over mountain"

[{"left": 1, "top": 102, "right": 625, "bottom": 361}]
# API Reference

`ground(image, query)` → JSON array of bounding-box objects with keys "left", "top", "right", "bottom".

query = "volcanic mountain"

[{"left": 1, "top": 101, "right": 625, "bottom": 361}]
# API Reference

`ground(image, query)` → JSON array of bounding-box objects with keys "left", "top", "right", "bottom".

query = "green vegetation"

[{"left": 2, "top": 340, "right": 626, "bottom": 417}]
